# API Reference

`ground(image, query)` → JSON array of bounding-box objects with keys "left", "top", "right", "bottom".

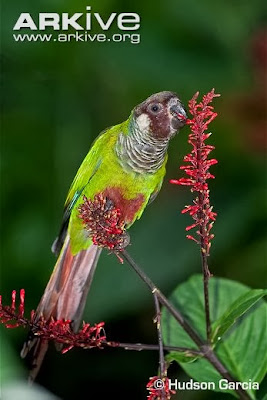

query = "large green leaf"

[
  {"left": 162, "top": 275, "right": 267, "bottom": 399},
  {"left": 212, "top": 289, "right": 267, "bottom": 343}
]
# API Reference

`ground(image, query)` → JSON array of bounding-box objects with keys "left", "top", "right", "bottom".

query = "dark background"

[{"left": 1, "top": 1, "right": 266, "bottom": 399}]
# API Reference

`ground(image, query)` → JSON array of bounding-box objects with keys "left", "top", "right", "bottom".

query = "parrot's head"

[{"left": 133, "top": 91, "right": 187, "bottom": 140}]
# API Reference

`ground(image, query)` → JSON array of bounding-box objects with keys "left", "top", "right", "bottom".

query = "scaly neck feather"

[{"left": 115, "top": 116, "right": 169, "bottom": 174}]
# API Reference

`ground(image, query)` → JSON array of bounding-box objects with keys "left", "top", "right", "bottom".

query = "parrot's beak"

[{"left": 170, "top": 103, "right": 187, "bottom": 131}]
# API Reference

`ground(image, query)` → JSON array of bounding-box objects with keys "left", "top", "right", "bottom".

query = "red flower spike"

[
  {"left": 171, "top": 89, "right": 220, "bottom": 256},
  {"left": 146, "top": 376, "right": 176, "bottom": 400},
  {"left": 78, "top": 194, "right": 130, "bottom": 253},
  {"left": 0, "top": 290, "right": 106, "bottom": 352}
]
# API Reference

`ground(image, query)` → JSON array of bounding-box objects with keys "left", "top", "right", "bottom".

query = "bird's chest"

[
  {"left": 101, "top": 186, "right": 145, "bottom": 225},
  {"left": 82, "top": 150, "right": 162, "bottom": 224}
]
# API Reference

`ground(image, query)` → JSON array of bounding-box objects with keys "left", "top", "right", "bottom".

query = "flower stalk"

[{"left": 171, "top": 89, "right": 220, "bottom": 342}]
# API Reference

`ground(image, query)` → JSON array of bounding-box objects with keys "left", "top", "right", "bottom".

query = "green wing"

[
  {"left": 147, "top": 178, "right": 164, "bottom": 205},
  {"left": 52, "top": 132, "right": 107, "bottom": 256}
]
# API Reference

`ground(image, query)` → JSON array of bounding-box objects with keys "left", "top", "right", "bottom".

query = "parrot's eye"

[{"left": 150, "top": 103, "right": 161, "bottom": 113}]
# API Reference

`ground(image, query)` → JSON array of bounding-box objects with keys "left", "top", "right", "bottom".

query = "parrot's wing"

[
  {"left": 52, "top": 132, "right": 108, "bottom": 256},
  {"left": 147, "top": 178, "right": 164, "bottom": 205},
  {"left": 131, "top": 179, "right": 164, "bottom": 228}
]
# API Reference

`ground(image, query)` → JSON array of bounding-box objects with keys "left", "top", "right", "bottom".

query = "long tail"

[{"left": 21, "top": 235, "right": 101, "bottom": 382}]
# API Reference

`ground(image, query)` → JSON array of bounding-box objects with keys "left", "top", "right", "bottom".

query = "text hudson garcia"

[{"left": 13, "top": 6, "right": 140, "bottom": 31}]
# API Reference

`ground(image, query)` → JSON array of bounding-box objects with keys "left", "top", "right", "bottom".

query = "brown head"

[{"left": 133, "top": 91, "right": 187, "bottom": 140}]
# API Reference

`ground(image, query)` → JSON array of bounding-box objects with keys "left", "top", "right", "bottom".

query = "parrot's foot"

[
  {"left": 111, "top": 230, "right": 130, "bottom": 264},
  {"left": 114, "top": 230, "right": 130, "bottom": 250}
]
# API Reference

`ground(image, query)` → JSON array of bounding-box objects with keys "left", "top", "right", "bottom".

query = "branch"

[
  {"left": 200, "top": 245, "right": 212, "bottom": 342},
  {"left": 153, "top": 292, "right": 166, "bottom": 381},
  {"left": 104, "top": 341, "right": 202, "bottom": 356},
  {"left": 121, "top": 250, "right": 203, "bottom": 347},
  {"left": 0, "top": 290, "right": 201, "bottom": 357},
  {"left": 121, "top": 249, "right": 251, "bottom": 400}
]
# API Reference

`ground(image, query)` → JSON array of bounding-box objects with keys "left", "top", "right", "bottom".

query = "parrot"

[{"left": 21, "top": 91, "right": 187, "bottom": 380}]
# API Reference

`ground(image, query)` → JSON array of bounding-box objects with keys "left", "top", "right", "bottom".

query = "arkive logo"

[
  {"left": 13, "top": 6, "right": 141, "bottom": 44},
  {"left": 13, "top": 6, "right": 140, "bottom": 31}
]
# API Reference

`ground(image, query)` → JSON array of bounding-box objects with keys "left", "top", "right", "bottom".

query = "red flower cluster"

[
  {"left": 0, "top": 290, "right": 106, "bottom": 353},
  {"left": 171, "top": 89, "right": 220, "bottom": 255},
  {"left": 146, "top": 376, "right": 176, "bottom": 400},
  {"left": 35, "top": 318, "right": 106, "bottom": 354},
  {"left": 78, "top": 194, "right": 129, "bottom": 251}
]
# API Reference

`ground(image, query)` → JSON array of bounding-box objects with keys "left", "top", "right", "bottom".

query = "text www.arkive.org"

[{"left": 13, "top": 32, "right": 140, "bottom": 44}]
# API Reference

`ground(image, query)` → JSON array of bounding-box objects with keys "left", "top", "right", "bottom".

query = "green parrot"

[{"left": 21, "top": 91, "right": 187, "bottom": 379}]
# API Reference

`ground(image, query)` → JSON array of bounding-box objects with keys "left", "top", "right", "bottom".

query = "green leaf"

[
  {"left": 165, "top": 350, "right": 199, "bottom": 364},
  {"left": 162, "top": 275, "right": 267, "bottom": 398},
  {"left": 212, "top": 289, "right": 267, "bottom": 343}
]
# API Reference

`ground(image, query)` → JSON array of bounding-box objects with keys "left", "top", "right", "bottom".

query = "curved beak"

[
  {"left": 170, "top": 103, "right": 187, "bottom": 120},
  {"left": 170, "top": 102, "right": 187, "bottom": 130}
]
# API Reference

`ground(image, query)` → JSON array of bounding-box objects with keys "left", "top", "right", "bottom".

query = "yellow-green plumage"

[{"left": 67, "top": 118, "right": 167, "bottom": 254}]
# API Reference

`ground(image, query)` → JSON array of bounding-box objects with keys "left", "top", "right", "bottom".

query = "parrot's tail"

[{"left": 21, "top": 234, "right": 101, "bottom": 382}]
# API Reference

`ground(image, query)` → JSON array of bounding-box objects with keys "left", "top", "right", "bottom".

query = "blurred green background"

[{"left": 1, "top": 0, "right": 266, "bottom": 399}]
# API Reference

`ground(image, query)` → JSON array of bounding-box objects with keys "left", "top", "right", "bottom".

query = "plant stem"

[
  {"left": 196, "top": 126, "right": 212, "bottom": 343},
  {"left": 153, "top": 292, "right": 166, "bottom": 380},
  {"left": 104, "top": 341, "right": 202, "bottom": 355},
  {"left": 121, "top": 250, "right": 203, "bottom": 347},
  {"left": 121, "top": 249, "right": 251, "bottom": 400},
  {"left": 200, "top": 245, "right": 212, "bottom": 342}
]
